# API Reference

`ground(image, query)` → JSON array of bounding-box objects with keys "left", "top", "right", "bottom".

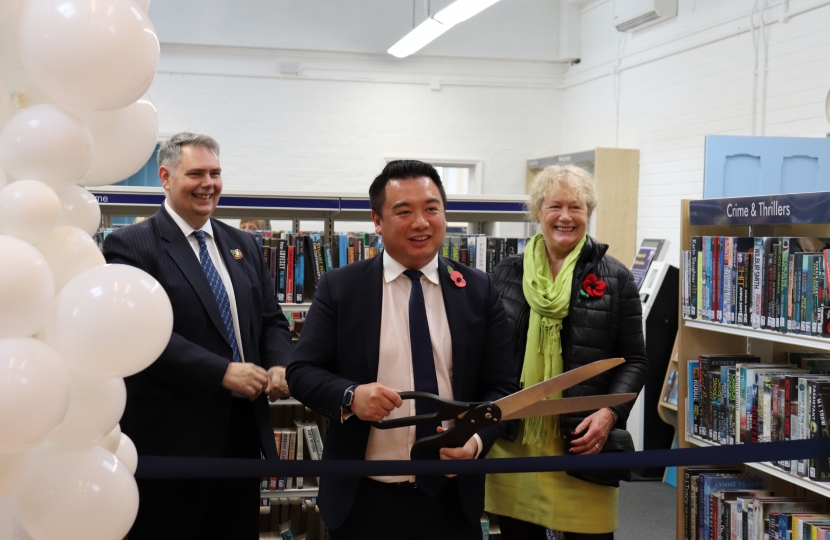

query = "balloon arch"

[{"left": 0, "top": 0, "right": 170, "bottom": 539}]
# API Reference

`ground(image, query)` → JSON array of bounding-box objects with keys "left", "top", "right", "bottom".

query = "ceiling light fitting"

[{"left": 388, "top": 0, "right": 502, "bottom": 58}]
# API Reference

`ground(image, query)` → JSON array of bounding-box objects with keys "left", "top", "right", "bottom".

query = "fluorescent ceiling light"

[
  {"left": 388, "top": 18, "right": 450, "bottom": 58},
  {"left": 434, "top": 0, "right": 502, "bottom": 26},
  {"left": 387, "top": 0, "right": 502, "bottom": 58}
]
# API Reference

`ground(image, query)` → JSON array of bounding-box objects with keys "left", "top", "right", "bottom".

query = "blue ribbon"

[{"left": 135, "top": 438, "right": 830, "bottom": 479}]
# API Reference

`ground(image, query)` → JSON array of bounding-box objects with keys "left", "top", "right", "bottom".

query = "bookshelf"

[
  {"left": 676, "top": 192, "right": 830, "bottom": 539},
  {"left": 687, "top": 435, "right": 830, "bottom": 498},
  {"left": 88, "top": 185, "right": 532, "bottom": 244}
]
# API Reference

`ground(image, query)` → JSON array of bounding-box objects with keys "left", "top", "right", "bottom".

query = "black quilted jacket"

[{"left": 493, "top": 235, "right": 648, "bottom": 441}]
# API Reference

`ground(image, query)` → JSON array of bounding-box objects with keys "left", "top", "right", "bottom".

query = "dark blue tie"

[
  {"left": 403, "top": 269, "right": 445, "bottom": 495},
  {"left": 194, "top": 231, "right": 241, "bottom": 363}
]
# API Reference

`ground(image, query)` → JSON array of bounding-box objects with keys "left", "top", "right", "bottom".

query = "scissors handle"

[
  {"left": 371, "top": 391, "right": 475, "bottom": 430},
  {"left": 410, "top": 402, "right": 502, "bottom": 460}
]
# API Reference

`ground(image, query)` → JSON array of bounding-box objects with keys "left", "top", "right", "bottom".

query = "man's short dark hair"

[{"left": 369, "top": 160, "right": 448, "bottom": 216}]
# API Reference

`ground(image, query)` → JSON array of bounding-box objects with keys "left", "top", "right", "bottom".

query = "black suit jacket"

[
  {"left": 103, "top": 205, "right": 293, "bottom": 459},
  {"left": 286, "top": 254, "right": 518, "bottom": 528}
]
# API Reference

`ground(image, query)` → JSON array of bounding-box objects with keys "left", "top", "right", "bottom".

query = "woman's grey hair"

[
  {"left": 527, "top": 164, "right": 598, "bottom": 222},
  {"left": 157, "top": 132, "right": 220, "bottom": 171}
]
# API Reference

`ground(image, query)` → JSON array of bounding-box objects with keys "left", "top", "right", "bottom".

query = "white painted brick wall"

[
  {"left": 563, "top": 0, "right": 830, "bottom": 266},
  {"left": 147, "top": 0, "right": 830, "bottom": 257},
  {"left": 149, "top": 45, "right": 562, "bottom": 201}
]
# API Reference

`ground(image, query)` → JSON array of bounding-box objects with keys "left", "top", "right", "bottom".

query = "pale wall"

[
  {"left": 150, "top": 45, "right": 563, "bottom": 199},
  {"left": 561, "top": 0, "right": 830, "bottom": 265}
]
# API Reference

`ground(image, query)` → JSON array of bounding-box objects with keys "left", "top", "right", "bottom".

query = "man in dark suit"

[
  {"left": 287, "top": 160, "right": 518, "bottom": 540},
  {"left": 103, "top": 133, "right": 293, "bottom": 539}
]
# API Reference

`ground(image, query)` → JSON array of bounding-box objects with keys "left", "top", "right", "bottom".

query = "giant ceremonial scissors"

[{"left": 372, "top": 357, "right": 636, "bottom": 459}]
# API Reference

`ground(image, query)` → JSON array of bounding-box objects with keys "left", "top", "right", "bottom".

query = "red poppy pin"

[
  {"left": 580, "top": 274, "right": 606, "bottom": 298},
  {"left": 447, "top": 265, "right": 466, "bottom": 288}
]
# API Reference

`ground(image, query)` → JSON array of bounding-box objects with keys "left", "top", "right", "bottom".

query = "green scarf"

[{"left": 520, "top": 233, "right": 586, "bottom": 444}]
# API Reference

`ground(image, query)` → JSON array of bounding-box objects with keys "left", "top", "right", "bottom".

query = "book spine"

[
  {"left": 715, "top": 237, "right": 721, "bottom": 322},
  {"left": 286, "top": 245, "right": 294, "bottom": 304},
  {"left": 780, "top": 239, "right": 790, "bottom": 332},
  {"left": 311, "top": 423, "right": 324, "bottom": 459},
  {"left": 277, "top": 239, "right": 287, "bottom": 303},
  {"left": 294, "top": 236, "right": 304, "bottom": 303},
  {"left": 303, "top": 423, "right": 319, "bottom": 461},
  {"left": 752, "top": 237, "right": 764, "bottom": 329},
  {"left": 794, "top": 253, "right": 803, "bottom": 334},
  {"left": 787, "top": 252, "right": 795, "bottom": 332},
  {"left": 690, "top": 237, "right": 700, "bottom": 319},
  {"left": 724, "top": 237, "right": 734, "bottom": 324}
]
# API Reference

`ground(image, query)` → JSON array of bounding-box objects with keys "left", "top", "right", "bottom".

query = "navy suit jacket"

[
  {"left": 286, "top": 254, "right": 518, "bottom": 528},
  {"left": 103, "top": 205, "right": 293, "bottom": 459}
]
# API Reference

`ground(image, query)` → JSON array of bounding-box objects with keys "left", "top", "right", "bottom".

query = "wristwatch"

[
  {"left": 607, "top": 407, "right": 619, "bottom": 424},
  {"left": 341, "top": 384, "right": 359, "bottom": 413}
]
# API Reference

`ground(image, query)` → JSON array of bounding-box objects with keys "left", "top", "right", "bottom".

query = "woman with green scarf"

[{"left": 484, "top": 165, "right": 648, "bottom": 540}]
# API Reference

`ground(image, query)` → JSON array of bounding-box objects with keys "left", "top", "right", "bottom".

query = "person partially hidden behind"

[
  {"left": 239, "top": 218, "right": 270, "bottom": 232},
  {"left": 485, "top": 165, "right": 648, "bottom": 540},
  {"left": 103, "top": 133, "right": 293, "bottom": 540},
  {"left": 286, "top": 160, "right": 518, "bottom": 540}
]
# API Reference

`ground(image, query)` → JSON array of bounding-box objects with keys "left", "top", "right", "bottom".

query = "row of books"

[
  {"left": 664, "top": 368, "right": 679, "bottom": 406},
  {"left": 682, "top": 466, "right": 828, "bottom": 540},
  {"left": 681, "top": 237, "right": 830, "bottom": 337},
  {"left": 254, "top": 230, "right": 530, "bottom": 304},
  {"left": 254, "top": 232, "right": 369, "bottom": 304},
  {"left": 258, "top": 497, "right": 323, "bottom": 540},
  {"left": 687, "top": 353, "right": 830, "bottom": 481},
  {"left": 261, "top": 404, "right": 326, "bottom": 494}
]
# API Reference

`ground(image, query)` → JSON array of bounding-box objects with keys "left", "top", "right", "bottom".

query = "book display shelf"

[{"left": 675, "top": 192, "right": 830, "bottom": 539}]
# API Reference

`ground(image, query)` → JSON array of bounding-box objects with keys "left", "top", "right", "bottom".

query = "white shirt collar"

[
  {"left": 383, "top": 250, "right": 440, "bottom": 285},
  {"left": 164, "top": 200, "right": 215, "bottom": 239}
]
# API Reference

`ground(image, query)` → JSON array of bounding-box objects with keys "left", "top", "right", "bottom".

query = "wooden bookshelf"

[{"left": 675, "top": 194, "right": 830, "bottom": 539}]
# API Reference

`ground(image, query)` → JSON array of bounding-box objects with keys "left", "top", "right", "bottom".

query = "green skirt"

[{"left": 484, "top": 423, "right": 618, "bottom": 534}]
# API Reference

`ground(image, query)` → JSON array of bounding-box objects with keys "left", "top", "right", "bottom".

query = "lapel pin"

[
  {"left": 446, "top": 265, "right": 466, "bottom": 288},
  {"left": 230, "top": 249, "right": 243, "bottom": 260}
]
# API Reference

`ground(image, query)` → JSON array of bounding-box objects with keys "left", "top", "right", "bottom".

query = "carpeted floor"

[{"left": 616, "top": 480, "right": 676, "bottom": 539}]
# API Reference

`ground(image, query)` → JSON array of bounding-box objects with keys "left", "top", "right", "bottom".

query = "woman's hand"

[{"left": 567, "top": 408, "right": 616, "bottom": 455}]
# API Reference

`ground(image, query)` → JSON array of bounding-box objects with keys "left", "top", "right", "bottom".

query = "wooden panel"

[{"left": 593, "top": 147, "right": 639, "bottom": 267}]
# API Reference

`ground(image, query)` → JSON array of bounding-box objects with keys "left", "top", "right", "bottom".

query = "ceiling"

[{"left": 148, "top": 0, "right": 561, "bottom": 62}]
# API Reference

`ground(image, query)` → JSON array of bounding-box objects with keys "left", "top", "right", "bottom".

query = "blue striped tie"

[{"left": 194, "top": 231, "right": 241, "bottom": 363}]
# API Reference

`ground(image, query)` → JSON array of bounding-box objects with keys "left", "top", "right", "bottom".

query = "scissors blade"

[
  {"left": 493, "top": 358, "right": 625, "bottom": 419},
  {"left": 501, "top": 393, "right": 637, "bottom": 421}
]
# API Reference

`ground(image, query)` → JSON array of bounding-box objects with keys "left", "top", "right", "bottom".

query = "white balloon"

[
  {"left": 17, "top": 446, "right": 138, "bottom": 540},
  {"left": 0, "top": 338, "right": 71, "bottom": 453},
  {"left": 57, "top": 185, "right": 101, "bottom": 236},
  {"left": 80, "top": 94, "right": 158, "bottom": 186},
  {"left": 44, "top": 264, "right": 173, "bottom": 378},
  {"left": 135, "top": 0, "right": 150, "bottom": 12},
  {"left": 0, "top": 0, "right": 21, "bottom": 20},
  {"left": 0, "top": 235, "right": 54, "bottom": 338},
  {"left": 0, "top": 180, "right": 61, "bottom": 244},
  {"left": 47, "top": 373, "right": 125, "bottom": 448},
  {"left": 0, "top": 83, "right": 13, "bottom": 129},
  {"left": 0, "top": 167, "right": 7, "bottom": 189},
  {"left": 0, "top": 105, "right": 94, "bottom": 193},
  {"left": 17, "top": 0, "right": 160, "bottom": 112},
  {"left": 34, "top": 226, "right": 105, "bottom": 292},
  {"left": 114, "top": 434, "right": 137, "bottom": 474},
  {"left": 0, "top": 452, "right": 25, "bottom": 497},
  {"left": 95, "top": 424, "right": 121, "bottom": 454}
]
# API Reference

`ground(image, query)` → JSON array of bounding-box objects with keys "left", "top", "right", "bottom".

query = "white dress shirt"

[
  {"left": 164, "top": 201, "right": 246, "bottom": 362},
  {"left": 365, "top": 251, "right": 481, "bottom": 482}
]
